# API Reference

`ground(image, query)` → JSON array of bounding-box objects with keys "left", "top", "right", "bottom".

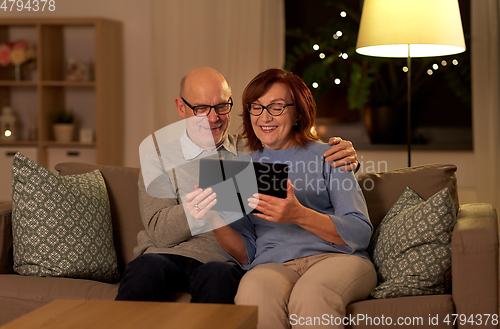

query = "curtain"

[
  {"left": 471, "top": 0, "right": 500, "bottom": 211},
  {"left": 148, "top": 0, "right": 285, "bottom": 136}
]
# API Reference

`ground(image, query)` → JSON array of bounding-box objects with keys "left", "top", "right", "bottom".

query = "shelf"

[
  {"left": 0, "top": 141, "right": 96, "bottom": 148},
  {"left": 0, "top": 81, "right": 37, "bottom": 86},
  {"left": 0, "top": 81, "right": 95, "bottom": 87},
  {"left": 42, "top": 141, "right": 96, "bottom": 148},
  {"left": 0, "top": 141, "right": 38, "bottom": 147},
  {"left": 41, "top": 81, "right": 95, "bottom": 87}
]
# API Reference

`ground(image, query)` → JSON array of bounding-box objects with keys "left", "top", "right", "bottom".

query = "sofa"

[{"left": 0, "top": 162, "right": 498, "bottom": 328}]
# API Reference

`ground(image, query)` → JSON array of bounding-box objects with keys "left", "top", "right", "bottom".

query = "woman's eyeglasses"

[{"left": 247, "top": 103, "right": 294, "bottom": 116}]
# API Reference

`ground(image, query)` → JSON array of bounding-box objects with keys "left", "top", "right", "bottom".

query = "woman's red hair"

[{"left": 241, "top": 68, "right": 320, "bottom": 152}]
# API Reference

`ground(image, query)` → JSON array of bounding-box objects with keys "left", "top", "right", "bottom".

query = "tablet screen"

[{"left": 199, "top": 158, "right": 289, "bottom": 213}]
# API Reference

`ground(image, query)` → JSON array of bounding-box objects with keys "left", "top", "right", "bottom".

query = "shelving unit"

[{"left": 0, "top": 18, "right": 123, "bottom": 201}]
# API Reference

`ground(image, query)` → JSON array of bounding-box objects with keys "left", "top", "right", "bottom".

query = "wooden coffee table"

[{"left": 1, "top": 299, "right": 258, "bottom": 329}]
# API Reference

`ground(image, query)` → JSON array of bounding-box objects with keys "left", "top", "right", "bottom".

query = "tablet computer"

[{"left": 199, "top": 158, "right": 289, "bottom": 213}]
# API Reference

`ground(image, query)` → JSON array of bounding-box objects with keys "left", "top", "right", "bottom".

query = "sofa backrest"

[
  {"left": 55, "top": 162, "right": 142, "bottom": 274},
  {"left": 357, "top": 164, "right": 459, "bottom": 230},
  {"left": 53, "top": 162, "right": 459, "bottom": 271}
]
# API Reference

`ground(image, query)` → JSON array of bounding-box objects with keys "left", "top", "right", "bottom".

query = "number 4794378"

[{"left": 1, "top": 0, "right": 55, "bottom": 11}]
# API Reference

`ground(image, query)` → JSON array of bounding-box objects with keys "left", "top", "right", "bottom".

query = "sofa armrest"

[
  {"left": 0, "top": 201, "right": 13, "bottom": 274},
  {"left": 452, "top": 203, "right": 498, "bottom": 321}
]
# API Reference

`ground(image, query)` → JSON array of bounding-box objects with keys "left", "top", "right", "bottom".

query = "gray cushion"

[
  {"left": 369, "top": 187, "right": 457, "bottom": 298},
  {"left": 11, "top": 153, "right": 119, "bottom": 282}
]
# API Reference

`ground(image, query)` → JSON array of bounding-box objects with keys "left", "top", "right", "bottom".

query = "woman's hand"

[
  {"left": 248, "top": 179, "right": 347, "bottom": 245},
  {"left": 247, "top": 179, "right": 306, "bottom": 224}
]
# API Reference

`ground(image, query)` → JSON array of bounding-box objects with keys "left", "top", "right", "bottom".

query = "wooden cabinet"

[
  {"left": 0, "top": 146, "right": 37, "bottom": 201},
  {"left": 0, "top": 18, "right": 123, "bottom": 201}
]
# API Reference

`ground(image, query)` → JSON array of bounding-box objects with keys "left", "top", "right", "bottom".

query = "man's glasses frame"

[
  {"left": 182, "top": 97, "right": 233, "bottom": 117},
  {"left": 247, "top": 103, "right": 295, "bottom": 116}
]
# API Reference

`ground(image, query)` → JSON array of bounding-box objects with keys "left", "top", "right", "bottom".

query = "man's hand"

[
  {"left": 324, "top": 137, "right": 359, "bottom": 172},
  {"left": 185, "top": 186, "right": 217, "bottom": 220},
  {"left": 184, "top": 185, "right": 226, "bottom": 230}
]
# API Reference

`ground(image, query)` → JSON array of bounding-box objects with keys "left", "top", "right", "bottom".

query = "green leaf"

[{"left": 347, "top": 63, "right": 373, "bottom": 110}]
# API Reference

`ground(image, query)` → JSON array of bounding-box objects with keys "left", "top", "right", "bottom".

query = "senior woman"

[{"left": 186, "top": 68, "right": 376, "bottom": 329}]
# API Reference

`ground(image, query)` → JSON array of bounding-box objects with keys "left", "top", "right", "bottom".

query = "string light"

[
  {"left": 333, "top": 34, "right": 339, "bottom": 40},
  {"left": 452, "top": 59, "right": 459, "bottom": 65},
  {"left": 334, "top": 78, "right": 341, "bottom": 85},
  {"left": 427, "top": 69, "right": 434, "bottom": 75},
  {"left": 402, "top": 66, "right": 409, "bottom": 73},
  {"left": 312, "top": 82, "right": 319, "bottom": 88},
  {"left": 336, "top": 31, "right": 343, "bottom": 37},
  {"left": 341, "top": 53, "right": 348, "bottom": 60},
  {"left": 4, "top": 129, "right": 11, "bottom": 137},
  {"left": 313, "top": 44, "right": 320, "bottom": 51},
  {"left": 432, "top": 64, "right": 439, "bottom": 70},
  {"left": 319, "top": 53, "right": 325, "bottom": 59},
  {"left": 340, "top": 11, "right": 347, "bottom": 17},
  {"left": 441, "top": 60, "right": 448, "bottom": 66}
]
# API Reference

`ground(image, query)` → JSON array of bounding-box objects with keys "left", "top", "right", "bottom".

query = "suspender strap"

[{"left": 152, "top": 133, "right": 180, "bottom": 201}]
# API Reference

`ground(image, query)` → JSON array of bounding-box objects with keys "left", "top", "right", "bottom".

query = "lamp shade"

[{"left": 356, "top": 0, "right": 466, "bottom": 58}]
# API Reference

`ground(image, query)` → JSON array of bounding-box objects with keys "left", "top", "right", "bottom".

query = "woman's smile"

[{"left": 260, "top": 125, "right": 278, "bottom": 132}]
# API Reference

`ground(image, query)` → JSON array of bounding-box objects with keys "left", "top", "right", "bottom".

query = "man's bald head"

[{"left": 180, "top": 67, "right": 232, "bottom": 100}]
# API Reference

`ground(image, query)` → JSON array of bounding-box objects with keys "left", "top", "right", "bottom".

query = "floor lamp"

[{"left": 355, "top": 0, "right": 466, "bottom": 167}]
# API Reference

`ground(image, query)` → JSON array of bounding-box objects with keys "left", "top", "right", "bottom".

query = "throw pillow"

[
  {"left": 11, "top": 153, "right": 120, "bottom": 282},
  {"left": 369, "top": 187, "right": 457, "bottom": 298}
]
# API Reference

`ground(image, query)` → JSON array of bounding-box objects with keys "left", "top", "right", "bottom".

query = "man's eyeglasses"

[
  {"left": 182, "top": 97, "right": 233, "bottom": 117},
  {"left": 247, "top": 103, "right": 294, "bottom": 116}
]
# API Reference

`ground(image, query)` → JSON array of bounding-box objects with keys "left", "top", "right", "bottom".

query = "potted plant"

[{"left": 53, "top": 108, "right": 75, "bottom": 143}]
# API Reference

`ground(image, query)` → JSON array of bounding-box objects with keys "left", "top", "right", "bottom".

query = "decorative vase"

[{"left": 53, "top": 124, "right": 75, "bottom": 143}]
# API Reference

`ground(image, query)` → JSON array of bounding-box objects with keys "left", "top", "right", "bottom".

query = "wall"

[{"left": 0, "top": 0, "right": 486, "bottom": 206}]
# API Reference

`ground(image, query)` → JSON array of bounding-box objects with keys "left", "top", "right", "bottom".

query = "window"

[{"left": 285, "top": 0, "right": 472, "bottom": 150}]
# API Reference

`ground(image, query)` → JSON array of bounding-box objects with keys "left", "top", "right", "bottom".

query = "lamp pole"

[{"left": 407, "top": 45, "right": 411, "bottom": 167}]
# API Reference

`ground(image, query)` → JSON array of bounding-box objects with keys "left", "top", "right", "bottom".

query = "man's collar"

[{"left": 179, "top": 130, "right": 237, "bottom": 160}]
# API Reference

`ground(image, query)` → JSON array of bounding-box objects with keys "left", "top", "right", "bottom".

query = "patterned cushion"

[
  {"left": 11, "top": 153, "right": 119, "bottom": 282},
  {"left": 369, "top": 187, "right": 457, "bottom": 298}
]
